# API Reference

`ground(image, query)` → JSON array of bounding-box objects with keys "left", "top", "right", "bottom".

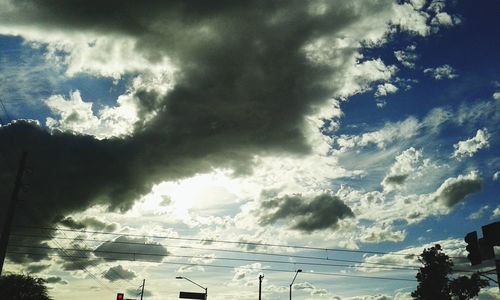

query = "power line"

[
  {"left": 6, "top": 250, "right": 416, "bottom": 283},
  {"left": 8, "top": 243, "right": 422, "bottom": 273},
  {"left": 15, "top": 225, "right": 444, "bottom": 258},
  {"left": 37, "top": 228, "right": 116, "bottom": 293},
  {"left": 10, "top": 232, "right": 424, "bottom": 270},
  {"left": 56, "top": 227, "right": 135, "bottom": 286},
  {"left": 9, "top": 206, "right": 124, "bottom": 293}
]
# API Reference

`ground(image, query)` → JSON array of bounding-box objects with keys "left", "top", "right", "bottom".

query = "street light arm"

[
  {"left": 176, "top": 276, "right": 207, "bottom": 291},
  {"left": 290, "top": 269, "right": 302, "bottom": 286},
  {"left": 289, "top": 269, "right": 302, "bottom": 300}
]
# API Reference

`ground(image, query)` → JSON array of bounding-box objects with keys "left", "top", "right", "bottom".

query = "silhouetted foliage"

[
  {"left": 411, "top": 244, "right": 489, "bottom": 300},
  {"left": 0, "top": 273, "right": 52, "bottom": 300}
]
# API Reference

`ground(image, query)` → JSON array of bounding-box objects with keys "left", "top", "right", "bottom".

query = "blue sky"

[{"left": 0, "top": 0, "right": 499, "bottom": 299}]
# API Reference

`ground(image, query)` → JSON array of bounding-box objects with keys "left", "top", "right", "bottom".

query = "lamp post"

[
  {"left": 289, "top": 269, "right": 302, "bottom": 300},
  {"left": 176, "top": 276, "right": 208, "bottom": 299}
]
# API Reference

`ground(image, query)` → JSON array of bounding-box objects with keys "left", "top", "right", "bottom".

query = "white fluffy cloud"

[
  {"left": 431, "top": 12, "right": 455, "bottom": 27},
  {"left": 494, "top": 92, "right": 500, "bottom": 100},
  {"left": 359, "top": 223, "right": 406, "bottom": 243},
  {"left": 382, "top": 147, "right": 425, "bottom": 192},
  {"left": 375, "top": 83, "right": 399, "bottom": 97},
  {"left": 424, "top": 64, "right": 458, "bottom": 80},
  {"left": 452, "top": 128, "right": 490, "bottom": 160},
  {"left": 467, "top": 205, "right": 489, "bottom": 220},
  {"left": 492, "top": 206, "right": 500, "bottom": 220},
  {"left": 394, "top": 46, "right": 418, "bottom": 68},
  {"left": 45, "top": 90, "right": 139, "bottom": 139}
]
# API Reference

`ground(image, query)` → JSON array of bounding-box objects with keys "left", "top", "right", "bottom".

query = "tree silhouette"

[
  {"left": 411, "top": 244, "right": 489, "bottom": 300},
  {"left": 0, "top": 273, "right": 53, "bottom": 300}
]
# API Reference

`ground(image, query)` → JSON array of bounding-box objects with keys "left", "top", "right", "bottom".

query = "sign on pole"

[{"left": 179, "top": 291, "right": 206, "bottom": 299}]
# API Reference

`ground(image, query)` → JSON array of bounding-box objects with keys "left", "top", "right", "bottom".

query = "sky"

[{"left": 0, "top": 0, "right": 499, "bottom": 299}]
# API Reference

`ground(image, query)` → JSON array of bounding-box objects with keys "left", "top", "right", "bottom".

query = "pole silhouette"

[
  {"left": 0, "top": 151, "right": 28, "bottom": 275},
  {"left": 289, "top": 269, "right": 302, "bottom": 300},
  {"left": 258, "top": 274, "right": 264, "bottom": 300}
]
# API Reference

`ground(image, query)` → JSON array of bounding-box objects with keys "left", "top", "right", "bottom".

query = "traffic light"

[
  {"left": 479, "top": 237, "right": 495, "bottom": 260},
  {"left": 464, "top": 231, "right": 481, "bottom": 265},
  {"left": 116, "top": 293, "right": 124, "bottom": 300}
]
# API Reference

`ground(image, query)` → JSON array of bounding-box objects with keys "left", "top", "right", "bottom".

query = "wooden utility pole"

[{"left": 0, "top": 151, "right": 28, "bottom": 275}]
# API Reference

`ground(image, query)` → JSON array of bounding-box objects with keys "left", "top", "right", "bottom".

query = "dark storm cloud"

[
  {"left": 59, "top": 244, "right": 97, "bottom": 271},
  {"left": 384, "top": 174, "right": 409, "bottom": 185},
  {"left": 433, "top": 174, "right": 482, "bottom": 207},
  {"left": 45, "top": 276, "right": 68, "bottom": 285},
  {"left": 103, "top": 265, "right": 136, "bottom": 282},
  {"left": 26, "top": 263, "right": 51, "bottom": 273},
  {"left": 0, "top": 1, "right": 393, "bottom": 259},
  {"left": 259, "top": 194, "right": 354, "bottom": 232},
  {"left": 94, "top": 236, "right": 169, "bottom": 263},
  {"left": 57, "top": 216, "right": 117, "bottom": 231}
]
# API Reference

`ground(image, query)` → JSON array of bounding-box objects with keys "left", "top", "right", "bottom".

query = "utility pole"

[
  {"left": 496, "top": 260, "right": 500, "bottom": 292},
  {"left": 258, "top": 274, "right": 264, "bottom": 300},
  {"left": 0, "top": 151, "right": 28, "bottom": 276},
  {"left": 140, "top": 279, "right": 145, "bottom": 300}
]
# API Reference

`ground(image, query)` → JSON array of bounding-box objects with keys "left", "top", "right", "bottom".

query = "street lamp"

[
  {"left": 176, "top": 276, "right": 208, "bottom": 299},
  {"left": 289, "top": 269, "right": 302, "bottom": 300}
]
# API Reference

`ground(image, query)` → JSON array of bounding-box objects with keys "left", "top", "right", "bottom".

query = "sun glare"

[{"left": 148, "top": 171, "right": 246, "bottom": 219}]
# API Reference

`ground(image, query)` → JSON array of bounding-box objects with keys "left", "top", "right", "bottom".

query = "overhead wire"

[
  {"left": 10, "top": 205, "right": 124, "bottom": 293},
  {"left": 15, "top": 225, "right": 466, "bottom": 259},
  {"left": 7, "top": 243, "right": 422, "bottom": 273},
  {"left": 10, "top": 231, "right": 424, "bottom": 270},
  {"left": 6, "top": 249, "right": 416, "bottom": 283}
]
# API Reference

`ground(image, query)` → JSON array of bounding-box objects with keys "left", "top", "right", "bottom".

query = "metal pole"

[
  {"left": 258, "top": 274, "right": 264, "bottom": 300},
  {"left": 289, "top": 269, "right": 302, "bottom": 300},
  {"left": 0, "top": 151, "right": 27, "bottom": 275},
  {"left": 140, "top": 279, "right": 145, "bottom": 300}
]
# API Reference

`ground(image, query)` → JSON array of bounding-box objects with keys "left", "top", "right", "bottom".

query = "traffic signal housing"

[
  {"left": 117, "top": 293, "right": 124, "bottom": 300},
  {"left": 464, "top": 231, "right": 481, "bottom": 265}
]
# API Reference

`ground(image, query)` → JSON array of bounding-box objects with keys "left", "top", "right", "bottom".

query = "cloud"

[
  {"left": 126, "top": 288, "right": 153, "bottom": 298},
  {"left": 492, "top": 206, "right": 500, "bottom": 220},
  {"left": 0, "top": 0, "right": 462, "bottom": 262},
  {"left": 56, "top": 216, "right": 117, "bottom": 231},
  {"left": 45, "top": 90, "right": 141, "bottom": 139},
  {"left": 494, "top": 92, "right": 500, "bottom": 100},
  {"left": 58, "top": 243, "right": 97, "bottom": 271},
  {"left": 493, "top": 171, "right": 500, "bottom": 181},
  {"left": 382, "top": 147, "right": 424, "bottom": 191},
  {"left": 94, "top": 236, "right": 169, "bottom": 263},
  {"left": 45, "top": 276, "right": 68, "bottom": 285},
  {"left": 394, "top": 46, "right": 418, "bottom": 68},
  {"left": 336, "top": 116, "right": 421, "bottom": 150},
  {"left": 428, "top": 0, "right": 446, "bottom": 14},
  {"left": 375, "top": 83, "right": 399, "bottom": 97},
  {"left": 432, "top": 171, "right": 482, "bottom": 208},
  {"left": 103, "top": 265, "right": 137, "bottom": 282},
  {"left": 25, "top": 264, "right": 51, "bottom": 274},
  {"left": 431, "top": 12, "right": 456, "bottom": 27},
  {"left": 467, "top": 205, "right": 489, "bottom": 220},
  {"left": 258, "top": 193, "right": 354, "bottom": 232},
  {"left": 452, "top": 128, "right": 490, "bottom": 159},
  {"left": 424, "top": 64, "right": 458, "bottom": 80},
  {"left": 359, "top": 223, "right": 406, "bottom": 243},
  {"left": 358, "top": 238, "right": 467, "bottom": 273},
  {"left": 232, "top": 263, "right": 262, "bottom": 282}
]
